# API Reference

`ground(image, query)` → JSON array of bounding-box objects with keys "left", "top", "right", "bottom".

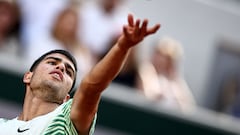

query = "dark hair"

[{"left": 29, "top": 49, "right": 78, "bottom": 93}]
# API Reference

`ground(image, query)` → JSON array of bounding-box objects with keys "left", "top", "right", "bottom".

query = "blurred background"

[{"left": 1, "top": 0, "right": 240, "bottom": 134}]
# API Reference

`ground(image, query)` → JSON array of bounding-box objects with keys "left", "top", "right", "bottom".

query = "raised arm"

[{"left": 71, "top": 14, "right": 160, "bottom": 134}]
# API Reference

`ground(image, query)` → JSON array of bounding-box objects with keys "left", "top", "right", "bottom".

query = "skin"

[
  {"left": 19, "top": 53, "right": 75, "bottom": 121},
  {"left": 53, "top": 8, "right": 78, "bottom": 48},
  {"left": 19, "top": 14, "right": 160, "bottom": 135},
  {"left": 152, "top": 50, "right": 175, "bottom": 79}
]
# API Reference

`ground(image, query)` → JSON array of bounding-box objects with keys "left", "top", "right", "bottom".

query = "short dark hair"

[{"left": 29, "top": 49, "right": 78, "bottom": 93}]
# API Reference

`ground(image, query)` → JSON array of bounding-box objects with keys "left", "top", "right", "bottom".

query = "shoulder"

[
  {"left": 44, "top": 99, "right": 97, "bottom": 134},
  {"left": 43, "top": 99, "right": 77, "bottom": 134},
  {"left": 61, "top": 99, "right": 73, "bottom": 112}
]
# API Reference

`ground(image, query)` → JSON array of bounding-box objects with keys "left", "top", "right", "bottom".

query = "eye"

[
  {"left": 66, "top": 70, "right": 73, "bottom": 78},
  {"left": 47, "top": 61, "right": 56, "bottom": 65}
]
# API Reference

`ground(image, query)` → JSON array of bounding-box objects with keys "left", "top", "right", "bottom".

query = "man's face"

[{"left": 27, "top": 53, "right": 76, "bottom": 104}]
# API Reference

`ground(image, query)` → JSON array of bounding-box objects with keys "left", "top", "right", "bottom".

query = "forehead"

[{"left": 43, "top": 53, "right": 75, "bottom": 70}]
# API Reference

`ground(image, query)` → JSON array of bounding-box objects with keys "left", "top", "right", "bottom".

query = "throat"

[{"left": 18, "top": 100, "right": 60, "bottom": 121}]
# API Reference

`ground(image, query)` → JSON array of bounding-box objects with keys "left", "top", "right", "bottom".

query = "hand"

[{"left": 118, "top": 14, "right": 161, "bottom": 49}]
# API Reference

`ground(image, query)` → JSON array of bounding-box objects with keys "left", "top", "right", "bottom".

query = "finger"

[
  {"left": 128, "top": 14, "right": 134, "bottom": 27},
  {"left": 135, "top": 19, "right": 140, "bottom": 27},
  {"left": 146, "top": 24, "right": 161, "bottom": 35},
  {"left": 123, "top": 25, "right": 130, "bottom": 37},
  {"left": 134, "top": 19, "right": 141, "bottom": 35},
  {"left": 139, "top": 19, "right": 148, "bottom": 35}
]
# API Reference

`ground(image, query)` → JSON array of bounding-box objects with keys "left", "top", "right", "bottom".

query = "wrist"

[{"left": 117, "top": 36, "right": 133, "bottom": 51}]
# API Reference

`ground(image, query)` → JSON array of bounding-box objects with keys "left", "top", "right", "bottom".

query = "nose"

[{"left": 56, "top": 63, "right": 65, "bottom": 73}]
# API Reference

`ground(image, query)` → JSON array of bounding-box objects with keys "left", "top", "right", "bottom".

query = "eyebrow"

[{"left": 45, "top": 56, "right": 75, "bottom": 75}]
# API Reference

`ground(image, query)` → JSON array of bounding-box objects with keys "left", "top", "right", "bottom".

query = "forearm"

[{"left": 83, "top": 39, "right": 131, "bottom": 92}]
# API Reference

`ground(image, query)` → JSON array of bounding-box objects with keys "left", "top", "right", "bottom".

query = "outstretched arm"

[{"left": 71, "top": 14, "right": 160, "bottom": 134}]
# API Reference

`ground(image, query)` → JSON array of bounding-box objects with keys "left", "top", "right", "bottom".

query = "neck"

[{"left": 18, "top": 89, "right": 60, "bottom": 121}]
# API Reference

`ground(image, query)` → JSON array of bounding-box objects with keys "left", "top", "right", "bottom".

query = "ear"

[
  {"left": 63, "top": 94, "right": 70, "bottom": 103},
  {"left": 23, "top": 71, "right": 33, "bottom": 84}
]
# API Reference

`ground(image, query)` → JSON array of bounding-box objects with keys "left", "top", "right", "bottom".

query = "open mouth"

[{"left": 50, "top": 71, "right": 63, "bottom": 81}]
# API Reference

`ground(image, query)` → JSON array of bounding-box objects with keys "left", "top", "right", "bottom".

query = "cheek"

[
  {"left": 65, "top": 77, "right": 74, "bottom": 90},
  {"left": 31, "top": 66, "right": 51, "bottom": 82},
  {"left": 36, "top": 64, "right": 51, "bottom": 73}
]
